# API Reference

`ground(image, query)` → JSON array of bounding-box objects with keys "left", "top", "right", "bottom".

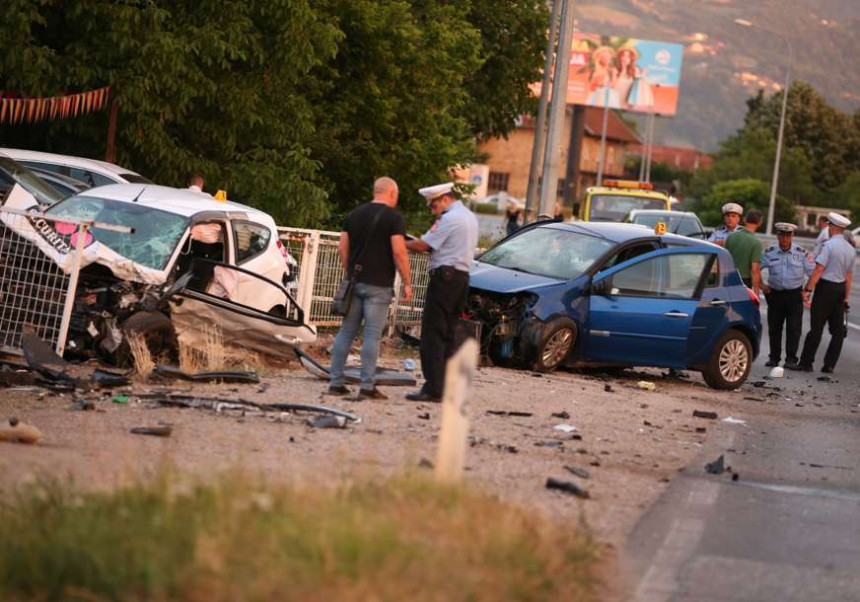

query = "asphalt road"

[{"left": 624, "top": 278, "right": 860, "bottom": 601}]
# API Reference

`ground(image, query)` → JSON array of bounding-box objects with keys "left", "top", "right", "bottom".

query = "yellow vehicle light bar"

[{"left": 602, "top": 179, "right": 654, "bottom": 191}]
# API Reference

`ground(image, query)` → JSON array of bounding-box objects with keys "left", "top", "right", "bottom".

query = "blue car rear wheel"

[{"left": 702, "top": 329, "right": 751, "bottom": 390}]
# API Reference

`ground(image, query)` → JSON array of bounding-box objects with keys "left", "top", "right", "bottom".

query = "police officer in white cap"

[
  {"left": 405, "top": 182, "right": 479, "bottom": 402},
  {"left": 760, "top": 222, "right": 815, "bottom": 367},
  {"left": 789, "top": 212, "right": 856, "bottom": 373},
  {"left": 707, "top": 202, "right": 743, "bottom": 246}
]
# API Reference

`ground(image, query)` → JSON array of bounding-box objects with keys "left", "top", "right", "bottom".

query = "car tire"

[
  {"left": 532, "top": 318, "right": 577, "bottom": 373},
  {"left": 115, "top": 311, "right": 178, "bottom": 367},
  {"left": 702, "top": 329, "right": 752, "bottom": 390}
]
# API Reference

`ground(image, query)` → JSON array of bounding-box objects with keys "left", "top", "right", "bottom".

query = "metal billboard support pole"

[
  {"left": 538, "top": 0, "right": 576, "bottom": 218},
  {"left": 596, "top": 89, "right": 611, "bottom": 186},
  {"left": 525, "top": 0, "right": 562, "bottom": 224}
]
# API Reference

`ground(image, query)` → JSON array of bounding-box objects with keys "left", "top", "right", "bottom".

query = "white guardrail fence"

[{"left": 277, "top": 227, "right": 430, "bottom": 331}]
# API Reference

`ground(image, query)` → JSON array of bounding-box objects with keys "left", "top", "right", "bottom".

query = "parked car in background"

[
  {"left": 0, "top": 148, "right": 151, "bottom": 187},
  {"left": 28, "top": 167, "right": 90, "bottom": 199},
  {"left": 625, "top": 209, "right": 708, "bottom": 239},
  {"left": 465, "top": 221, "right": 762, "bottom": 389},
  {"left": 2, "top": 184, "right": 312, "bottom": 364}
]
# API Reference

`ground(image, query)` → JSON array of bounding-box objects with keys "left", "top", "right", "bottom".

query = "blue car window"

[{"left": 610, "top": 253, "right": 710, "bottom": 299}]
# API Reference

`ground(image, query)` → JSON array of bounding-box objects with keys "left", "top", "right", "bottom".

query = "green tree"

[
  {"left": 1, "top": 0, "right": 548, "bottom": 228},
  {"left": 694, "top": 178, "right": 796, "bottom": 228},
  {"left": 744, "top": 82, "right": 860, "bottom": 190},
  {"left": 689, "top": 128, "right": 814, "bottom": 204}
]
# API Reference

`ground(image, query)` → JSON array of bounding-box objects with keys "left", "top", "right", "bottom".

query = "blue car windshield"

[
  {"left": 46, "top": 196, "right": 189, "bottom": 270},
  {"left": 479, "top": 227, "right": 615, "bottom": 280}
]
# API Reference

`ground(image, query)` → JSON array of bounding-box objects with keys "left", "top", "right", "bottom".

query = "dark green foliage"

[
  {"left": 0, "top": 0, "right": 547, "bottom": 228},
  {"left": 693, "top": 178, "right": 796, "bottom": 228}
]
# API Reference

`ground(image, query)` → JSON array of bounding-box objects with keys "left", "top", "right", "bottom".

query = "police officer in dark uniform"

[
  {"left": 760, "top": 223, "right": 814, "bottom": 367},
  {"left": 789, "top": 212, "right": 856, "bottom": 373},
  {"left": 405, "top": 182, "right": 479, "bottom": 402}
]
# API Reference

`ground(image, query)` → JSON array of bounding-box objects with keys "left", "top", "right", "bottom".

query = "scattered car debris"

[
  {"left": 743, "top": 396, "right": 765, "bottom": 403},
  {"left": 817, "top": 376, "right": 832, "bottom": 383},
  {"left": 398, "top": 330, "right": 421, "bottom": 348},
  {"left": 154, "top": 365, "right": 260, "bottom": 384},
  {"left": 112, "top": 394, "right": 129, "bottom": 404},
  {"left": 637, "top": 381, "right": 656, "bottom": 391},
  {"left": 564, "top": 465, "right": 591, "bottom": 479},
  {"left": 141, "top": 393, "right": 361, "bottom": 424},
  {"left": 486, "top": 410, "right": 534, "bottom": 417},
  {"left": 21, "top": 328, "right": 71, "bottom": 383},
  {"left": 0, "top": 418, "right": 42, "bottom": 444},
  {"left": 553, "top": 424, "right": 579, "bottom": 434},
  {"left": 722, "top": 416, "right": 747, "bottom": 425},
  {"left": 294, "top": 347, "right": 416, "bottom": 387},
  {"left": 705, "top": 455, "right": 726, "bottom": 475},
  {"left": 693, "top": 410, "right": 718, "bottom": 420},
  {"left": 70, "top": 399, "right": 95, "bottom": 411},
  {"left": 551, "top": 411, "right": 570, "bottom": 419},
  {"left": 403, "top": 359, "right": 417, "bottom": 371},
  {"left": 604, "top": 383, "right": 614, "bottom": 392},
  {"left": 130, "top": 424, "right": 173, "bottom": 437},
  {"left": 307, "top": 415, "right": 347, "bottom": 429},
  {"left": 535, "top": 441, "right": 564, "bottom": 448},
  {"left": 545, "top": 477, "right": 590, "bottom": 499},
  {"left": 0, "top": 369, "right": 38, "bottom": 388},
  {"left": 768, "top": 366, "right": 784, "bottom": 378},
  {"left": 91, "top": 369, "right": 130, "bottom": 388},
  {"left": 804, "top": 462, "right": 853, "bottom": 471},
  {"left": 257, "top": 383, "right": 270, "bottom": 393},
  {"left": 417, "top": 412, "right": 431, "bottom": 420},
  {"left": 696, "top": 427, "right": 707, "bottom": 433}
]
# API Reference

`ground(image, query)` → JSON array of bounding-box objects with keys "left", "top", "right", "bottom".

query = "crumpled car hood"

[{"left": 469, "top": 261, "right": 560, "bottom": 294}]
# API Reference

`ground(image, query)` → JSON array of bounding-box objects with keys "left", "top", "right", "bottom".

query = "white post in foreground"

[{"left": 434, "top": 339, "right": 479, "bottom": 483}]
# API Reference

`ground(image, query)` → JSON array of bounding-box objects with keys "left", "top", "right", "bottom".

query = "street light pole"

[{"left": 735, "top": 18, "right": 793, "bottom": 236}]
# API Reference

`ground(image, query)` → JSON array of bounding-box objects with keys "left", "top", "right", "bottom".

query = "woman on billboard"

[
  {"left": 614, "top": 45, "right": 654, "bottom": 110},
  {"left": 587, "top": 46, "right": 621, "bottom": 108}
]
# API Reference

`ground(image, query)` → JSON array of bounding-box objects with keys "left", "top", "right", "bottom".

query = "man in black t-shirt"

[{"left": 328, "top": 177, "right": 412, "bottom": 400}]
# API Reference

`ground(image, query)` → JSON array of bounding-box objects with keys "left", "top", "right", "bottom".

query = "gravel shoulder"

[{"left": 3, "top": 347, "right": 848, "bottom": 597}]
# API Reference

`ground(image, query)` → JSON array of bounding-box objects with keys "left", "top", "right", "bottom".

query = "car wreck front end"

[{"left": 463, "top": 224, "right": 614, "bottom": 371}]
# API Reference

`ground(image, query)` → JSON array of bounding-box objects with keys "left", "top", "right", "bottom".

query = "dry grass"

[
  {"left": 178, "top": 325, "right": 277, "bottom": 375},
  {"left": 126, "top": 332, "right": 154, "bottom": 379},
  {"left": 0, "top": 469, "right": 600, "bottom": 601}
]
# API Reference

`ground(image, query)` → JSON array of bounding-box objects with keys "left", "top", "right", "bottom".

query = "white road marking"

[{"left": 633, "top": 518, "right": 706, "bottom": 602}]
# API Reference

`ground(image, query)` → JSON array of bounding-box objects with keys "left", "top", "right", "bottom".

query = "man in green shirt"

[{"left": 725, "top": 208, "right": 763, "bottom": 296}]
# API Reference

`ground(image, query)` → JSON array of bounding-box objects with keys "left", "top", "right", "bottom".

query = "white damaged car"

[{"left": 2, "top": 183, "right": 315, "bottom": 363}]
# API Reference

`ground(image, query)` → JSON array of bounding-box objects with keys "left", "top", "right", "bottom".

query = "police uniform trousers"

[
  {"left": 419, "top": 266, "right": 470, "bottom": 398},
  {"left": 799, "top": 279, "right": 847, "bottom": 368},
  {"left": 765, "top": 288, "right": 803, "bottom": 363}
]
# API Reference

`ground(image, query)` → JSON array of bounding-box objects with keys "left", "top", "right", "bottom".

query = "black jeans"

[
  {"left": 419, "top": 267, "right": 470, "bottom": 398},
  {"left": 799, "top": 279, "right": 847, "bottom": 368},
  {"left": 765, "top": 288, "right": 803, "bottom": 363}
]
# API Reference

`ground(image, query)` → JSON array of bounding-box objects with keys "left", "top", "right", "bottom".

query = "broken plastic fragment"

[
  {"left": 636, "top": 381, "right": 656, "bottom": 391},
  {"left": 545, "top": 477, "right": 590, "bottom": 499}
]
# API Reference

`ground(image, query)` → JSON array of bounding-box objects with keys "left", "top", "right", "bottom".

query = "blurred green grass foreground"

[{"left": 0, "top": 469, "right": 598, "bottom": 601}]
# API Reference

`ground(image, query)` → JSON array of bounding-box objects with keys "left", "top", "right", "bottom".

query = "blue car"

[{"left": 465, "top": 221, "right": 762, "bottom": 389}]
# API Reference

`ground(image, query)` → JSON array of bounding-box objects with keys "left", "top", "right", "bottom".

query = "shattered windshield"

[
  {"left": 0, "top": 155, "right": 65, "bottom": 206},
  {"left": 590, "top": 195, "right": 666, "bottom": 222},
  {"left": 478, "top": 226, "right": 614, "bottom": 280},
  {"left": 46, "top": 196, "right": 188, "bottom": 270}
]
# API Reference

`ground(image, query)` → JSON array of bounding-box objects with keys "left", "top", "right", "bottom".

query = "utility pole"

[
  {"left": 524, "top": 0, "right": 562, "bottom": 224},
  {"left": 537, "top": 0, "right": 577, "bottom": 218}
]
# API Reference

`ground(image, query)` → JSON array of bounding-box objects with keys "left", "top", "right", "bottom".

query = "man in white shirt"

[{"left": 187, "top": 173, "right": 205, "bottom": 194}]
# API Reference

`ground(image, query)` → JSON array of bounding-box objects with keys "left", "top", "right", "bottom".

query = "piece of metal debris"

[
  {"left": 705, "top": 455, "right": 726, "bottom": 475},
  {"left": 91, "top": 369, "right": 130, "bottom": 388},
  {"left": 155, "top": 365, "right": 260, "bottom": 384},
  {"left": 130, "top": 424, "right": 173, "bottom": 437},
  {"left": 693, "top": 410, "right": 718, "bottom": 420},
  {"left": 722, "top": 416, "right": 747, "bottom": 425},
  {"left": 604, "top": 383, "right": 614, "bottom": 392},
  {"left": 553, "top": 424, "right": 579, "bottom": 434},
  {"left": 545, "top": 477, "right": 590, "bottom": 499},
  {"left": 535, "top": 441, "right": 564, "bottom": 448},
  {"left": 308, "top": 415, "right": 347, "bottom": 429},
  {"left": 142, "top": 393, "right": 361, "bottom": 424},
  {"left": 295, "top": 347, "right": 416, "bottom": 387},
  {"left": 564, "top": 465, "right": 591, "bottom": 479},
  {"left": 551, "top": 411, "right": 570, "bottom": 419},
  {"left": 487, "top": 410, "right": 534, "bottom": 417}
]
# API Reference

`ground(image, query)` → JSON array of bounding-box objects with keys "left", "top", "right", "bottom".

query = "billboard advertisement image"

[{"left": 534, "top": 34, "right": 684, "bottom": 115}]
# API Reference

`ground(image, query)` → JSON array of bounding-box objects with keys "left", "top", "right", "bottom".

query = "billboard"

[{"left": 534, "top": 34, "right": 684, "bottom": 116}]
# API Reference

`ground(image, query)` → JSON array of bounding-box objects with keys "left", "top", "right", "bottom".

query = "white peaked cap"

[
  {"left": 721, "top": 202, "right": 743, "bottom": 215},
  {"left": 419, "top": 182, "right": 455, "bottom": 203},
  {"left": 826, "top": 212, "right": 850, "bottom": 228},
  {"left": 774, "top": 222, "right": 797, "bottom": 233}
]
